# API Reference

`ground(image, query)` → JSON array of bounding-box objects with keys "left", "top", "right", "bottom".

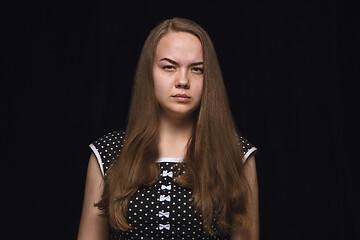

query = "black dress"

[{"left": 89, "top": 131, "right": 257, "bottom": 240}]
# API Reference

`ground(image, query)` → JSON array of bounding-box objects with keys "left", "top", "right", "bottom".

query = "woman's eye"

[
  {"left": 163, "top": 65, "right": 175, "bottom": 71},
  {"left": 192, "top": 67, "right": 204, "bottom": 74}
]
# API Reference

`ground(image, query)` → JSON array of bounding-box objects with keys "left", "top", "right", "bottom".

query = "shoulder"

[
  {"left": 89, "top": 130, "right": 126, "bottom": 176},
  {"left": 238, "top": 135, "right": 257, "bottom": 163}
]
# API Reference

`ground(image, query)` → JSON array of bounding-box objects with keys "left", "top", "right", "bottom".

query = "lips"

[
  {"left": 172, "top": 93, "right": 191, "bottom": 102},
  {"left": 173, "top": 93, "right": 190, "bottom": 98}
]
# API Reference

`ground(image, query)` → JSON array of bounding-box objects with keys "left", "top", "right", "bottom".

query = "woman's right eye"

[{"left": 162, "top": 65, "right": 175, "bottom": 71}]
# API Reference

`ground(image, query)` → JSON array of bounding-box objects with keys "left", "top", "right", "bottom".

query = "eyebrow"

[{"left": 160, "top": 58, "right": 204, "bottom": 66}]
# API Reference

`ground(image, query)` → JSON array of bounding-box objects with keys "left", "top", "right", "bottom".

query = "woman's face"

[{"left": 153, "top": 31, "right": 204, "bottom": 119}]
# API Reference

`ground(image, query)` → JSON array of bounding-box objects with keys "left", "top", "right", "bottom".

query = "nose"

[{"left": 175, "top": 69, "right": 190, "bottom": 89}]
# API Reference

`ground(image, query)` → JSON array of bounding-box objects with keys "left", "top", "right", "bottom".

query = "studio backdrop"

[{"left": 4, "top": 1, "right": 356, "bottom": 239}]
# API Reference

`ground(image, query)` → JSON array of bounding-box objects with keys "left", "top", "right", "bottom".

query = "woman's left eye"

[{"left": 192, "top": 67, "right": 203, "bottom": 73}]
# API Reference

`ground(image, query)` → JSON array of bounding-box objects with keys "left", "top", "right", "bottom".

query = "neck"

[
  {"left": 158, "top": 111, "right": 194, "bottom": 137},
  {"left": 157, "top": 111, "right": 195, "bottom": 158}
]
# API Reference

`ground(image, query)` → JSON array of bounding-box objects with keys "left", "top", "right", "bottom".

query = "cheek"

[
  {"left": 153, "top": 70, "right": 164, "bottom": 97},
  {"left": 194, "top": 80, "right": 204, "bottom": 99},
  {"left": 153, "top": 78, "right": 170, "bottom": 102},
  {"left": 153, "top": 82, "right": 163, "bottom": 102}
]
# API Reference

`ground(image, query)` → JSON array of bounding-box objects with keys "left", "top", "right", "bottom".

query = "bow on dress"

[
  {"left": 161, "top": 185, "right": 171, "bottom": 190},
  {"left": 158, "top": 210, "right": 170, "bottom": 218},
  {"left": 162, "top": 170, "right": 173, "bottom": 178},
  {"left": 159, "top": 195, "right": 171, "bottom": 202},
  {"left": 159, "top": 224, "right": 170, "bottom": 230}
]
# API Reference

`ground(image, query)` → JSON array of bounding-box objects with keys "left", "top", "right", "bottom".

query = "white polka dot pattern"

[
  {"left": 90, "top": 130, "right": 257, "bottom": 239},
  {"left": 90, "top": 130, "right": 125, "bottom": 177}
]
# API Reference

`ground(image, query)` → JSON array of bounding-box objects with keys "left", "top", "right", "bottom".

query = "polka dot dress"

[{"left": 89, "top": 131, "right": 257, "bottom": 240}]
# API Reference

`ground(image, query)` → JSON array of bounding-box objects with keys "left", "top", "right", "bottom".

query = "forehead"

[{"left": 155, "top": 31, "right": 203, "bottom": 62}]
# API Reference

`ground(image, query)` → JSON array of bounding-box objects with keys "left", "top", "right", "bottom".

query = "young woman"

[{"left": 78, "top": 17, "right": 259, "bottom": 240}]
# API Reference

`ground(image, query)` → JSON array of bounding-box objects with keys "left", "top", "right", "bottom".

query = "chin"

[{"left": 163, "top": 106, "right": 198, "bottom": 118}]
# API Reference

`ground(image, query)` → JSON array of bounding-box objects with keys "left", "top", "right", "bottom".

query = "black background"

[{"left": 4, "top": 0, "right": 358, "bottom": 239}]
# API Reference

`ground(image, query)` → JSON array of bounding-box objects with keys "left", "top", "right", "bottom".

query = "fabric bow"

[
  {"left": 159, "top": 223, "right": 170, "bottom": 230},
  {"left": 161, "top": 185, "right": 171, "bottom": 190},
  {"left": 159, "top": 195, "right": 171, "bottom": 202},
  {"left": 162, "top": 170, "right": 173, "bottom": 178},
  {"left": 158, "top": 210, "right": 170, "bottom": 218}
]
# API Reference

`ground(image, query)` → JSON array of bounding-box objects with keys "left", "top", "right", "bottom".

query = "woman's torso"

[{"left": 90, "top": 130, "right": 256, "bottom": 240}]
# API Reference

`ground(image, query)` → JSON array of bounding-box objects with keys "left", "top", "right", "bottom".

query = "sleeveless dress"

[{"left": 89, "top": 130, "right": 257, "bottom": 240}]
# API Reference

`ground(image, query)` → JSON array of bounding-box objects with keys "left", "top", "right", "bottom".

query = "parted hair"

[{"left": 96, "top": 17, "right": 250, "bottom": 235}]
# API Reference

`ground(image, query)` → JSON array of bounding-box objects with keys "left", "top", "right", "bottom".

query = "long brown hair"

[{"left": 96, "top": 17, "right": 250, "bottom": 235}]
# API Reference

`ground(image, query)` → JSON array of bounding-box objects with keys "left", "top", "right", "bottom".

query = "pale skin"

[
  {"left": 78, "top": 153, "right": 109, "bottom": 240},
  {"left": 78, "top": 31, "right": 259, "bottom": 239},
  {"left": 153, "top": 32, "right": 204, "bottom": 158}
]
